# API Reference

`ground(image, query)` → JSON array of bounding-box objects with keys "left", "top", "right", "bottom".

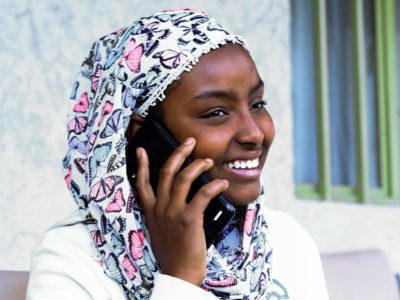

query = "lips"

[{"left": 218, "top": 155, "right": 262, "bottom": 182}]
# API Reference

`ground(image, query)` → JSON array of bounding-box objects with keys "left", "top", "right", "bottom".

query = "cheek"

[
  {"left": 191, "top": 133, "right": 227, "bottom": 160},
  {"left": 164, "top": 120, "right": 226, "bottom": 160},
  {"left": 261, "top": 115, "right": 275, "bottom": 145}
]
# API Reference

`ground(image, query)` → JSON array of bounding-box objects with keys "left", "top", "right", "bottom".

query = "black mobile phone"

[{"left": 125, "top": 118, "right": 236, "bottom": 248}]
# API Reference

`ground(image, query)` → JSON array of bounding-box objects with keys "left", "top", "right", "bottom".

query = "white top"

[{"left": 26, "top": 209, "right": 329, "bottom": 299}]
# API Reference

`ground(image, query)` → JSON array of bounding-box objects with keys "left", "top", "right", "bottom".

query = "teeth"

[
  {"left": 246, "top": 160, "right": 252, "bottom": 168},
  {"left": 226, "top": 158, "right": 259, "bottom": 169}
]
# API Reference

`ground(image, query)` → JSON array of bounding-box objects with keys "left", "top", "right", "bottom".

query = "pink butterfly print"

[
  {"left": 152, "top": 49, "right": 186, "bottom": 69},
  {"left": 123, "top": 255, "right": 137, "bottom": 280},
  {"left": 105, "top": 187, "right": 126, "bottom": 213},
  {"left": 98, "top": 100, "right": 113, "bottom": 126},
  {"left": 128, "top": 229, "right": 145, "bottom": 260},
  {"left": 89, "top": 175, "right": 123, "bottom": 202},
  {"left": 119, "top": 38, "right": 144, "bottom": 73},
  {"left": 90, "top": 230, "right": 106, "bottom": 247},
  {"left": 91, "top": 64, "right": 103, "bottom": 93},
  {"left": 65, "top": 165, "right": 72, "bottom": 188},
  {"left": 68, "top": 116, "right": 88, "bottom": 135},
  {"left": 87, "top": 130, "right": 99, "bottom": 154},
  {"left": 73, "top": 92, "right": 89, "bottom": 113},
  {"left": 244, "top": 208, "right": 256, "bottom": 236},
  {"left": 206, "top": 276, "right": 237, "bottom": 288}
]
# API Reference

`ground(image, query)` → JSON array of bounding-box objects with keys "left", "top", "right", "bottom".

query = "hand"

[{"left": 135, "top": 137, "right": 229, "bottom": 286}]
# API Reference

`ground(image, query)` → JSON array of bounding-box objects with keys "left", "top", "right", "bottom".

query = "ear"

[{"left": 126, "top": 114, "right": 145, "bottom": 140}]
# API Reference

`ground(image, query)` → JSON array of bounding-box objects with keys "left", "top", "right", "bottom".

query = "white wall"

[{"left": 1, "top": 0, "right": 399, "bottom": 275}]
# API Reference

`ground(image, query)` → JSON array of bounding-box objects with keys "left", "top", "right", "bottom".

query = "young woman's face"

[{"left": 159, "top": 44, "right": 275, "bottom": 206}]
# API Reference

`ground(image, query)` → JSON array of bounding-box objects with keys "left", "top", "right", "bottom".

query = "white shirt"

[{"left": 26, "top": 209, "right": 329, "bottom": 299}]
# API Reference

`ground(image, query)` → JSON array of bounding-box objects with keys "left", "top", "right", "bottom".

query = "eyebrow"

[{"left": 192, "top": 79, "right": 264, "bottom": 101}]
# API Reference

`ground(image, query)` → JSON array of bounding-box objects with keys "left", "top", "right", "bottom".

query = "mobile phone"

[{"left": 125, "top": 118, "right": 236, "bottom": 248}]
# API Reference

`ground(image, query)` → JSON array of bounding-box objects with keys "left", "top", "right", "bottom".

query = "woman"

[{"left": 27, "top": 9, "right": 328, "bottom": 299}]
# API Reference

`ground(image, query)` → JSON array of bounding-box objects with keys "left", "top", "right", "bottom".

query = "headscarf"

[{"left": 62, "top": 9, "right": 272, "bottom": 299}]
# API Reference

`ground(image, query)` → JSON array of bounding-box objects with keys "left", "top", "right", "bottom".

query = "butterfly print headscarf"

[{"left": 62, "top": 9, "right": 272, "bottom": 299}]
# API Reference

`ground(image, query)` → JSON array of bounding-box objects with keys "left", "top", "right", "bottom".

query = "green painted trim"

[
  {"left": 313, "top": 0, "right": 331, "bottom": 200},
  {"left": 375, "top": 0, "right": 390, "bottom": 198},
  {"left": 351, "top": 0, "right": 369, "bottom": 203},
  {"left": 375, "top": 0, "right": 400, "bottom": 201},
  {"left": 367, "top": 189, "right": 400, "bottom": 204},
  {"left": 383, "top": 0, "right": 400, "bottom": 199},
  {"left": 368, "top": 189, "right": 387, "bottom": 201},
  {"left": 295, "top": 184, "right": 322, "bottom": 200},
  {"left": 293, "top": 0, "right": 399, "bottom": 204},
  {"left": 331, "top": 186, "right": 358, "bottom": 202}
]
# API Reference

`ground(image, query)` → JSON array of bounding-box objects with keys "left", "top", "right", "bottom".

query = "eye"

[
  {"left": 201, "top": 108, "right": 228, "bottom": 119},
  {"left": 251, "top": 99, "right": 268, "bottom": 110}
]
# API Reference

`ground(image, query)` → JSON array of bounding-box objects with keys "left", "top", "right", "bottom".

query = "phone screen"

[{"left": 125, "top": 119, "right": 236, "bottom": 247}]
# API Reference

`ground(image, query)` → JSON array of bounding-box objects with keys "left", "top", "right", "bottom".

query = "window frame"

[{"left": 294, "top": 0, "right": 400, "bottom": 204}]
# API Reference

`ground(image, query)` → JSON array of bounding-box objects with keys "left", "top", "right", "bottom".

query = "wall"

[{"left": 1, "top": 0, "right": 399, "bottom": 274}]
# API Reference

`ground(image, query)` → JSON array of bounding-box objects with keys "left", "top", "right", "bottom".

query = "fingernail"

[
  {"left": 205, "top": 158, "right": 213, "bottom": 163},
  {"left": 223, "top": 179, "right": 229, "bottom": 187},
  {"left": 183, "top": 137, "right": 195, "bottom": 145}
]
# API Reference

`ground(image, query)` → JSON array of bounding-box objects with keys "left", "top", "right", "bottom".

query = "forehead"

[
  {"left": 186, "top": 44, "right": 256, "bottom": 82},
  {"left": 163, "top": 44, "right": 260, "bottom": 101}
]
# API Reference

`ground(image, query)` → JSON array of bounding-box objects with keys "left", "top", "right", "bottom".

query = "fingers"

[
  {"left": 135, "top": 147, "right": 156, "bottom": 215},
  {"left": 155, "top": 137, "right": 196, "bottom": 213},
  {"left": 184, "top": 179, "right": 229, "bottom": 222},
  {"left": 136, "top": 136, "right": 229, "bottom": 231},
  {"left": 167, "top": 158, "right": 214, "bottom": 213}
]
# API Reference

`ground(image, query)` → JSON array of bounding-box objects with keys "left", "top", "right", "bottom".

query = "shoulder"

[
  {"left": 27, "top": 211, "right": 216, "bottom": 300},
  {"left": 27, "top": 211, "right": 125, "bottom": 300},
  {"left": 264, "top": 208, "right": 321, "bottom": 277},
  {"left": 265, "top": 208, "right": 317, "bottom": 248},
  {"left": 29, "top": 211, "right": 99, "bottom": 271},
  {"left": 33, "top": 211, "right": 94, "bottom": 256},
  {"left": 264, "top": 208, "right": 329, "bottom": 300}
]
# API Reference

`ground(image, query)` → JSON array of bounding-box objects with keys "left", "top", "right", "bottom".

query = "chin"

[{"left": 223, "top": 183, "right": 262, "bottom": 207}]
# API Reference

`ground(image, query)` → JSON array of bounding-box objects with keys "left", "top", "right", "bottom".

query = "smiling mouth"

[{"left": 224, "top": 157, "right": 260, "bottom": 170}]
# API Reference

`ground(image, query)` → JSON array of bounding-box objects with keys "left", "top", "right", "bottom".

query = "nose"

[{"left": 235, "top": 111, "right": 264, "bottom": 146}]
